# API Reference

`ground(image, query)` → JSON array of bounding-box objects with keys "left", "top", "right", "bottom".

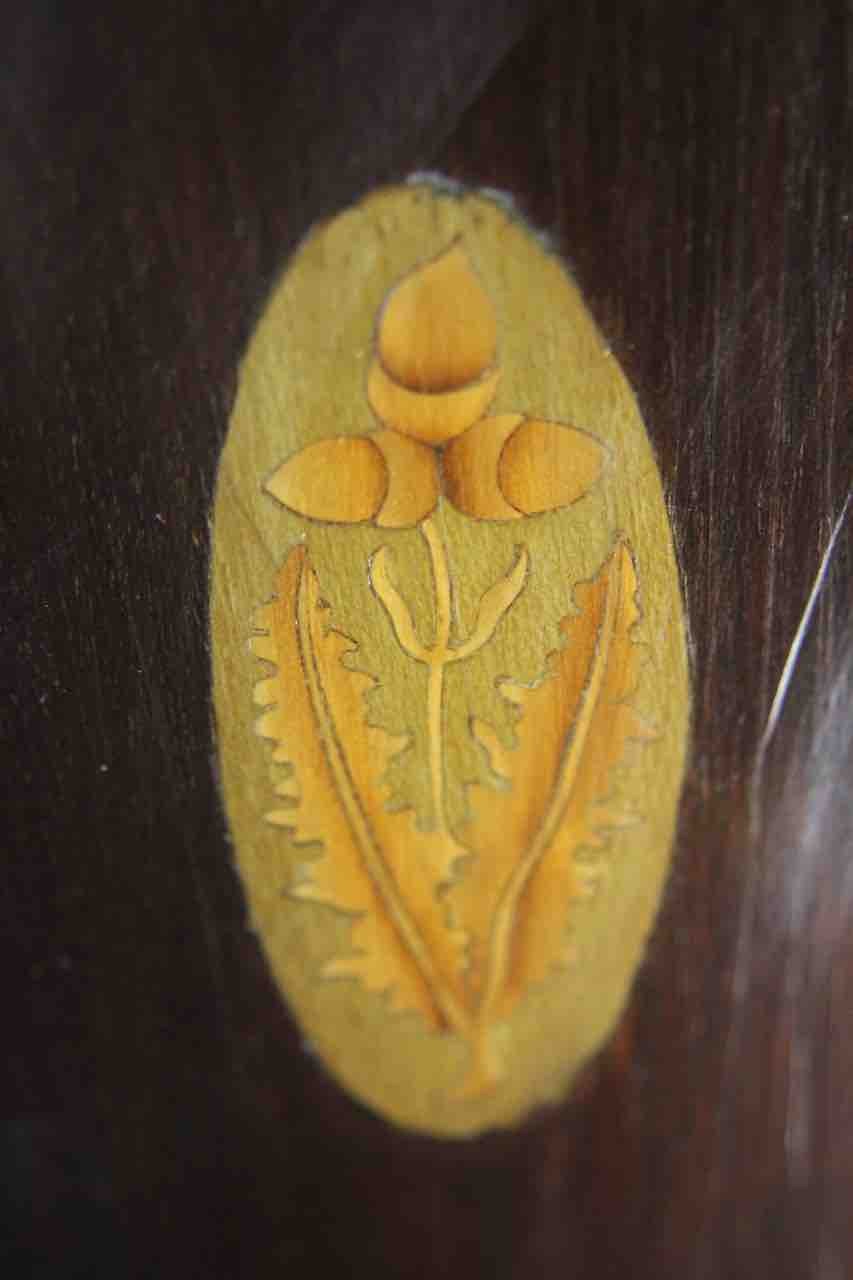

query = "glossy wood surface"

[
  {"left": 3, "top": 2, "right": 851, "bottom": 1275},
  {"left": 212, "top": 193, "right": 688, "bottom": 1136}
]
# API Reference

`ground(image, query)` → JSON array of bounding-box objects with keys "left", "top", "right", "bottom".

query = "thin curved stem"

[
  {"left": 420, "top": 514, "right": 452, "bottom": 833},
  {"left": 369, "top": 545, "right": 429, "bottom": 661},
  {"left": 364, "top": 508, "right": 535, "bottom": 1087},
  {"left": 372, "top": 516, "right": 529, "bottom": 846},
  {"left": 418, "top": 517, "right": 529, "bottom": 838},
  {"left": 421, "top": 514, "right": 452, "bottom": 655}
]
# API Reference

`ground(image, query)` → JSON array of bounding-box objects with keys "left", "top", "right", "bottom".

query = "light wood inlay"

[{"left": 211, "top": 182, "right": 689, "bottom": 1136}]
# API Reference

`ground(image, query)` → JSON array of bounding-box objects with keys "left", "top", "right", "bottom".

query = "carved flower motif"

[{"left": 265, "top": 244, "right": 605, "bottom": 527}]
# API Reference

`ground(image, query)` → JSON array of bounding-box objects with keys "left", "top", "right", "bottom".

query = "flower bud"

[
  {"left": 367, "top": 359, "right": 500, "bottom": 446},
  {"left": 443, "top": 415, "right": 523, "bottom": 520},
  {"left": 368, "top": 243, "right": 501, "bottom": 445},
  {"left": 498, "top": 419, "right": 604, "bottom": 514},
  {"left": 371, "top": 430, "right": 439, "bottom": 527},
  {"left": 443, "top": 415, "right": 605, "bottom": 521},
  {"left": 265, "top": 437, "right": 387, "bottom": 523},
  {"left": 377, "top": 244, "right": 496, "bottom": 392}
]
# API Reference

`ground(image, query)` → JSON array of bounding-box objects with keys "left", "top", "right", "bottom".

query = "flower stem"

[
  {"left": 420, "top": 514, "right": 452, "bottom": 833},
  {"left": 368, "top": 511, "right": 532, "bottom": 1089},
  {"left": 420, "top": 514, "right": 452, "bottom": 654}
]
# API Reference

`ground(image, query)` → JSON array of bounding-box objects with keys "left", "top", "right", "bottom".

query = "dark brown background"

[{"left": 2, "top": 2, "right": 851, "bottom": 1276}]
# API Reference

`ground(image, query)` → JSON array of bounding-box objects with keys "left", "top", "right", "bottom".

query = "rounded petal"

[
  {"left": 264, "top": 436, "right": 386, "bottom": 523},
  {"left": 443, "top": 415, "right": 523, "bottom": 521},
  {"left": 371, "top": 430, "right": 440, "bottom": 528},
  {"left": 499, "top": 419, "right": 605, "bottom": 514},
  {"left": 377, "top": 243, "right": 496, "bottom": 392},
  {"left": 367, "top": 358, "right": 500, "bottom": 446}
]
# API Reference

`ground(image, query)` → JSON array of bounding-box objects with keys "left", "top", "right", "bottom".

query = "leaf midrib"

[
  {"left": 477, "top": 548, "right": 624, "bottom": 1020},
  {"left": 295, "top": 555, "right": 470, "bottom": 1035}
]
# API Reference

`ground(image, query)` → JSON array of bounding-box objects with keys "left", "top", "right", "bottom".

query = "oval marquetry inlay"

[{"left": 210, "top": 181, "right": 689, "bottom": 1137}]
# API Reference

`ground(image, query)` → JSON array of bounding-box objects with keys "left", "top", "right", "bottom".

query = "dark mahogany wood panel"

[{"left": 2, "top": 3, "right": 850, "bottom": 1277}]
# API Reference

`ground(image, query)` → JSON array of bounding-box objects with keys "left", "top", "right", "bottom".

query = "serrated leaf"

[
  {"left": 451, "top": 540, "right": 655, "bottom": 1023},
  {"left": 252, "top": 545, "right": 470, "bottom": 1031}
]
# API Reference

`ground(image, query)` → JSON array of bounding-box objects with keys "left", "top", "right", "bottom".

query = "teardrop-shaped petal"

[
  {"left": 367, "top": 358, "right": 500, "bottom": 446},
  {"left": 442, "top": 414, "right": 523, "bottom": 520},
  {"left": 498, "top": 419, "right": 605, "bottom": 514},
  {"left": 377, "top": 244, "right": 497, "bottom": 392},
  {"left": 265, "top": 436, "right": 387, "bottom": 523},
  {"left": 371, "top": 430, "right": 440, "bottom": 528}
]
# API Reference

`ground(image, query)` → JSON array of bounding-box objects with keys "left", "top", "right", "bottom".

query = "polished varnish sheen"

[{"left": 2, "top": 2, "right": 851, "bottom": 1276}]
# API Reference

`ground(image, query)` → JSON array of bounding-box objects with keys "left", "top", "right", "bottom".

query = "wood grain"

[
  {"left": 212, "top": 187, "right": 687, "bottom": 1133},
  {"left": 2, "top": 0, "right": 851, "bottom": 1276}
]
